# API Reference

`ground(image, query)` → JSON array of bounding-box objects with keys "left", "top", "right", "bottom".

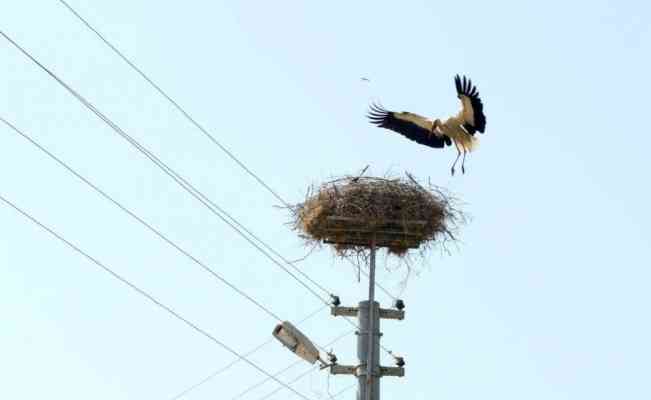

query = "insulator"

[{"left": 394, "top": 356, "right": 405, "bottom": 367}]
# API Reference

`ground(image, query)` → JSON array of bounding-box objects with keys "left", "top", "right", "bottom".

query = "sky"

[{"left": 1, "top": 1, "right": 650, "bottom": 399}]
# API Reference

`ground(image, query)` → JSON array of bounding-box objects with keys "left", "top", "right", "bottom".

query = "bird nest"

[{"left": 288, "top": 173, "right": 466, "bottom": 261}]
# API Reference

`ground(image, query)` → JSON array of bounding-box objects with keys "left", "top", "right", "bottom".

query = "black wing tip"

[
  {"left": 367, "top": 103, "right": 387, "bottom": 116},
  {"left": 477, "top": 117, "right": 487, "bottom": 133},
  {"left": 455, "top": 74, "right": 486, "bottom": 132},
  {"left": 454, "top": 73, "right": 482, "bottom": 99},
  {"left": 367, "top": 102, "right": 391, "bottom": 125},
  {"left": 368, "top": 101, "right": 386, "bottom": 111}
]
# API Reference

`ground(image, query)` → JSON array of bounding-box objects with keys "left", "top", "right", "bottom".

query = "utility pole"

[
  {"left": 288, "top": 174, "right": 456, "bottom": 398},
  {"left": 329, "top": 235, "right": 405, "bottom": 400}
]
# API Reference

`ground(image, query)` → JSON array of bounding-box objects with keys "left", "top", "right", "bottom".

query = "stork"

[{"left": 367, "top": 75, "right": 486, "bottom": 175}]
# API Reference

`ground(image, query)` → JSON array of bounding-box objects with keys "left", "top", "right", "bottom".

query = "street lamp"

[{"left": 272, "top": 321, "right": 325, "bottom": 365}]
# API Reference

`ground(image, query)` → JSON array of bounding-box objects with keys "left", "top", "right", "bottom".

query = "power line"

[
  {"left": 257, "top": 366, "right": 318, "bottom": 400},
  {"left": 0, "top": 115, "right": 282, "bottom": 323},
  {"left": 260, "top": 375, "right": 355, "bottom": 400},
  {"left": 0, "top": 115, "right": 359, "bottom": 387},
  {"left": 0, "top": 29, "right": 331, "bottom": 307},
  {"left": 236, "top": 367, "right": 354, "bottom": 400},
  {"left": 330, "top": 383, "right": 356, "bottom": 399},
  {"left": 169, "top": 304, "right": 327, "bottom": 400},
  {"left": 255, "top": 358, "right": 351, "bottom": 400},
  {"left": 55, "top": 1, "right": 399, "bottom": 303},
  {"left": 240, "top": 360, "right": 303, "bottom": 400},
  {"left": 171, "top": 339, "right": 273, "bottom": 400},
  {"left": 51, "top": 7, "right": 405, "bottom": 397},
  {"left": 230, "top": 329, "right": 353, "bottom": 400},
  {"left": 1, "top": 28, "right": 395, "bottom": 357},
  {"left": 0, "top": 113, "right": 340, "bottom": 397},
  {"left": 57, "top": 0, "right": 288, "bottom": 208},
  {"left": 0, "top": 193, "right": 316, "bottom": 400},
  {"left": 355, "top": 259, "right": 398, "bottom": 302},
  {"left": 0, "top": 31, "right": 392, "bottom": 355},
  {"left": 337, "top": 312, "right": 394, "bottom": 358}
]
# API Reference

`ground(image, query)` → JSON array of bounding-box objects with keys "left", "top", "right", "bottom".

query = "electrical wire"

[
  {"left": 0, "top": 115, "right": 353, "bottom": 396},
  {"left": 0, "top": 115, "right": 362, "bottom": 398},
  {"left": 259, "top": 372, "right": 355, "bottom": 400},
  {"left": 0, "top": 29, "right": 331, "bottom": 308},
  {"left": 256, "top": 366, "right": 318, "bottom": 400},
  {"left": 57, "top": 0, "right": 289, "bottom": 209},
  {"left": 0, "top": 193, "right": 315, "bottom": 400},
  {"left": 0, "top": 115, "right": 282, "bottom": 323},
  {"left": 169, "top": 305, "right": 327, "bottom": 400},
  {"left": 355, "top": 259, "right": 398, "bottom": 302},
  {"left": 171, "top": 339, "right": 273, "bottom": 400},
  {"left": 1, "top": 28, "right": 396, "bottom": 357},
  {"left": 255, "top": 366, "right": 355, "bottom": 400},
  {"left": 56, "top": 1, "right": 400, "bottom": 303},
  {"left": 331, "top": 383, "right": 356, "bottom": 399},
  {"left": 230, "top": 329, "right": 352, "bottom": 400}
]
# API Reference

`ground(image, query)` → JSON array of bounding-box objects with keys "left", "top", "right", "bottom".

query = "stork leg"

[
  {"left": 461, "top": 149, "right": 467, "bottom": 174},
  {"left": 451, "top": 143, "right": 461, "bottom": 176}
]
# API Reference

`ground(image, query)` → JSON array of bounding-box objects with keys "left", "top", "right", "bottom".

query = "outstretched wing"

[
  {"left": 367, "top": 103, "right": 451, "bottom": 149},
  {"left": 454, "top": 75, "right": 486, "bottom": 134}
]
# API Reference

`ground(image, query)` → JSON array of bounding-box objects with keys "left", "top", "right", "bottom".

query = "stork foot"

[
  {"left": 461, "top": 165, "right": 465, "bottom": 174},
  {"left": 450, "top": 167, "right": 455, "bottom": 176}
]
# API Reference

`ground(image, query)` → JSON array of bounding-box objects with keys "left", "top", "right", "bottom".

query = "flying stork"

[{"left": 367, "top": 75, "right": 486, "bottom": 175}]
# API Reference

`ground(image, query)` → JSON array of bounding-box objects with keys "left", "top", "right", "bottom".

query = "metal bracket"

[
  {"left": 330, "top": 364, "right": 405, "bottom": 378},
  {"left": 331, "top": 306, "right": 404, "bottom": 320},
  {"left": 378, "top": 308, "right": 405, "bottom": 320},
  {"left": 331, "top": 306, "right": 358, "bottom": 317},
  {"left": 379, "top": 366, "right": 405, "bottom": 377},
  {"left": 330, "top": 364, "right": 357, "bottom": 376}
]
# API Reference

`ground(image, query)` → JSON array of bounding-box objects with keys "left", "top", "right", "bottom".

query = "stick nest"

[{"left": 288, "top": 173, "right": 466, "bottom": 261}]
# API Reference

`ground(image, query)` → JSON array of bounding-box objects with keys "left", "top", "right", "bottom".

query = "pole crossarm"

[
  {"left": 331, "top": 306, "right": 359, "bottom": 317},
  {"left": 330, "top": 364, "right": 357, "bottom": 375},
  {"left": 379, "top": 366, "right": 405, "bottom": 377},
  {"left": 330, "top": 364, "right": 405, "bottom": 378},
  {"left": 331, "top": 306, "right": 405, "bottom": 320}
]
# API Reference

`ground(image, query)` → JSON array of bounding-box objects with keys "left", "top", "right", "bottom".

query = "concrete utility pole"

[
  {"left": 329, "top": 237, "right": 405, "bottom": 400},
  {"left": 290, "top": 173, "right": 454, "bottom": 398}
]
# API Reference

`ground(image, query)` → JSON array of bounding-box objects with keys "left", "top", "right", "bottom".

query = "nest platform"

[
  {"left": 290, "top": 174, "right": 463, "bottom": 257},
  {"left": 321, "top": 216, "right": 426, "bottom": 250}
]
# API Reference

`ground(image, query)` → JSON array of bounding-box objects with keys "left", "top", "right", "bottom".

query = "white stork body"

[
  {"left": 438, "top": 114, "right": 478, "bottom": 151},
  {"left": 368, "top": 75, "right": 486, "bottom": 175}
]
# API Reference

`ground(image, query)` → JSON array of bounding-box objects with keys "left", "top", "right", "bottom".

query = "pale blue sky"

[{"left": 1, "top": 1, "right": 650, "bottom": 399}]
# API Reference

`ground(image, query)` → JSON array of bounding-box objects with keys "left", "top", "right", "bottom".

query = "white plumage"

[{"left": 368, "top": 75, "right": 487, "bottom": 175}]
